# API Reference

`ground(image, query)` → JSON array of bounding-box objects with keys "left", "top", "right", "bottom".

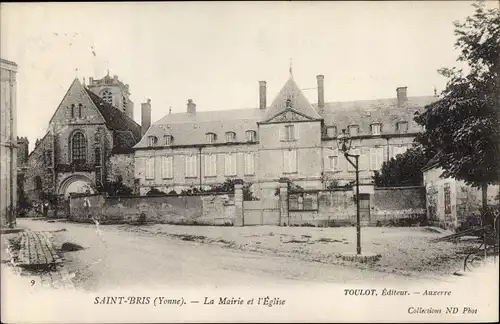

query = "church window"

[
  {"left": 70, "top": 104, "right": 75, "bottom": 118},
  {"left": 101, "top": 89, "right": 113, "bottom": 105},
  {"left": 71, "top": 132, "right": 87, "bottom": 164},
  {"left": 78, "top": 103, "right": 83, "bottom": 118}
]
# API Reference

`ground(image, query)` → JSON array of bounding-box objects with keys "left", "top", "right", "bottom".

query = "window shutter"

[
  {"left": 283, "top": 150, "right": 289, "bottom": 173},
  {"left": 370, "top": 148, "right": 377, "bottom": 170},
  {"left": 290, "top": 149, "right": 297, "bottom": 172}
]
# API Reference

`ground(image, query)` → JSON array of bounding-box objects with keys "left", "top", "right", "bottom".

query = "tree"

[
  {"left": 374, "top": 146, "right": 432, "bottom": 187},
  {"left": 99, "top": 175, "right": 134, "bottom": 196},
  {"left": 414, "top": 1, "right": 500, "bottom": 214}
]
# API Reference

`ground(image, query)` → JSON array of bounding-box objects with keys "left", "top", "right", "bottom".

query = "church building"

[
  {"left": 133, "top": 70, "right": 437, "bottom": 199},
  {"left": 24, "top": 73, "right": 149, "bottom": 201}
]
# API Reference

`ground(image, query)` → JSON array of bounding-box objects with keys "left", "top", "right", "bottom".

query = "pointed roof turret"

[{"left": 261, "top": 73, "right": 322, "bottom": 122}]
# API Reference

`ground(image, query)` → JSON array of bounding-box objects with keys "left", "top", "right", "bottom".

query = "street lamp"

[{"left": 337, "top": 128, "right": 361, "bottom": 255}]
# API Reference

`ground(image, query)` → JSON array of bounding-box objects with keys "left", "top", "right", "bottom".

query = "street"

[{"left": 11, "top": 218, "right": 427, "bottom": 292}]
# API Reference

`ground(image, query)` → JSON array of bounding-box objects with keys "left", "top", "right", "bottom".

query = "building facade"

[
  {"left": 134, "top": 72, "right": 438, "bottom": 200},
  {"left": 423, "top": 160, "right": 499, "bottom": 230},
  {"left": 1, "top": 58, "right": 18, "bottom": 228},
  {"left": 24, "top": 74, "right": 147, "bottom": 202}
]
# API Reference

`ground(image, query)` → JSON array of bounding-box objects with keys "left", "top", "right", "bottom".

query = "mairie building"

[{"left": 133, "top": 72, "right": 437, "bottom": 200}]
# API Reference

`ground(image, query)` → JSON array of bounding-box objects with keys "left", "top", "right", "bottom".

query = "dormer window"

[
  {"left": 371, "top": 123, "right": 381, "bottom": 136},
  {"left": 164, "top": 135, "right": 173, "bottom": 146},
  {"left": 225, "top": 132, "right": 236, "bottom": 143},
  {"left": 206, "top": 133, "right": 217, "bottom": 144},
  {"left": 396, "top": 121, "right": 408, "bottom": 134},
  {"left": 148, "top": 136, "right": 158, "bottom": 147},
  {"left": 326, "top": 126, "right": 337, "bottom": 138},
  {"left": 348, "top": 125, "right": 359, "bottom": 137},
  {"left": 246, "top": 130, "right": 257, "bottom": 142}
]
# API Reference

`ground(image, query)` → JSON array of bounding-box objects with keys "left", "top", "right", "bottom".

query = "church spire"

[{"left": 289, "top": 58, "right": 293, "bottom": 78}]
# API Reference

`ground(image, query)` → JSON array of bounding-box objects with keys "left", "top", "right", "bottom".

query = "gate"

[{"left": 243, "top": 200, "right": 280, "bottom": 226}]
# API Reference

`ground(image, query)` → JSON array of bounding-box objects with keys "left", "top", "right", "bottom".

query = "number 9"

[{"left": 30, "top": 280, "right": 35, "bottom": 286}]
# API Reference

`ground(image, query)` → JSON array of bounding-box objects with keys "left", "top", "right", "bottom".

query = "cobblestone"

[{"left": 4, "top": 230, "right": 75, "bottom": 290}]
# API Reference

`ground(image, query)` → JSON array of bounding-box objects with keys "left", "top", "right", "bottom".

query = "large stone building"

[
  {"left": 133, "top": 72, "right": 438, "bottom": 199},
  {"left": 24, "top": 74, "right": 148, "bottom": 201},
  {"left": 1, "top": 58, "right": 18, "bottom": 228}
]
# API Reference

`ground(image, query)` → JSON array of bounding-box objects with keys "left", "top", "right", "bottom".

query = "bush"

[{"left": 146, "top": 188, "right": 167, "bottom": 196}]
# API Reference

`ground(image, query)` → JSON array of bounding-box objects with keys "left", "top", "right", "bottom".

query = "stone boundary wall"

[{"left": 69, "top": 192, "right": 237, "bottom": 225}]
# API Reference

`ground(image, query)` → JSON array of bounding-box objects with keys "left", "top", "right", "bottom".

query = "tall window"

[
  {"left": 161, "top": 156, "right": 173, "bottom": 179},
  {"left": 283, "top": 125, "right": 295, "bottom": 141},
  {"left": 370, "top": 147, "right": 384, "bottom": 170},
  {"left": 359, "top": 150, "right": 369, "bottom": 171},
  {"left": 78, "top": 103, "right": 83, "bottom": 118},
  {"left": 348, "top": 125, "right": 359, "bottom": 137},
  {"left": 70, "top": 104, "right": 75, "bottom": 118},
  {"left": 206, "top": 133, "right": 216, "bottom": 144},
  {"left": 204, "top": 154, "right": 217, "bottom": 177},
  {"left": 244, "top": 152, "right": 255, "bottom": 175},
  {"left": 145, "top": 157, "right": 155, "bottom": 180},
  {"left": 329, "top": 155, "right": 339, "bottom": 171},
  {"left": 371, "top": 124, "right": 381, "bottom": 135},
  {"left": 71, "top": 132, "right": 87, "bottom": 164},
  {"left": 225, "top": 153, "right": 237, "bottom": 176},
  {"left": 347, "top": 148, "right": 360, "bottom": 172},
  {"left": 246, "top": 130, "right": 257, "bottom": 142},
  {"left": 94, "top": 146, "right": 101, "bottom": 166},
  {"left": 101, "top": 89, "right": 113, "bottom": 104},
  {"left": 283, "top": 149, "right": 297, "bottom": 173},
  {"left": 185, "top": 155, "right": 197, "bottom": 178},
  {"left": 397, "top": 121, "right": 408, "bottom": 133},
  {"left": 225, "top": 132, "right": 236, "bottom": 143},
  {"left": 326, "top": 126, "right": 337, "bottom": 138}
]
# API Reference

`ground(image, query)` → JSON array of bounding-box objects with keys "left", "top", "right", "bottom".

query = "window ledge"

[
  {"left": 204, "top": 175, "right": 217, "bottom": 178},
  {"left": 185, "top": 176, "right": 198, "bottom": 179},
  {"left": 281, "top": 139, "right": 297, "bottom": 142}
]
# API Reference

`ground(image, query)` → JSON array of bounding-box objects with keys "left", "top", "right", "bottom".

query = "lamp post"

[{"left": 337, "top": 128, "right": 361, "bottom": 255}]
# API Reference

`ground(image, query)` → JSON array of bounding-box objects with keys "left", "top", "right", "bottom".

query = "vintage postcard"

[{"left": 1, "top": 1, "right": 499, "bottom": 323}]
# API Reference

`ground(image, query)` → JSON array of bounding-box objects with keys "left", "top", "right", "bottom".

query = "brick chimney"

[
  {"left": 259, "top": 81, "right": 267, "bottom": 110},
  {"left": 141, "top": 99, "right": 152, "bottom": 136},
  {"left": 317, "top": 75, "right": 325, "bottom": 110},
  {"left": 396, "top": 87, "right": 408, "bottom": 107},
  {"left": 187, "top": 99, "right": 196, "bottom": 114}
]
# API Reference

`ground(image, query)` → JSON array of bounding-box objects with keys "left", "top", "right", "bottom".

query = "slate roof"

[
  {"left": 85, "top": 88, "right": 142, "bottom": 143},
  {"left": 316, "top": 95, "right": 437, "bottom": 136},
  {"left": 262, "top": 76, "right": 322, "bottom": 122},
  {"left": 134, "top": 76, "right": 438, "bottom": 149},
  {"left": 135, "top": 108, "right": 265, "bottom": 147},
  {"left": 421, "top": 152, "right": 442, "bottom": 172}
]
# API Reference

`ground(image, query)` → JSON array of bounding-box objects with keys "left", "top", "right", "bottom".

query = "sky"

[{"left": 1, "top": 1, "right": 496, "bottom": 152}]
